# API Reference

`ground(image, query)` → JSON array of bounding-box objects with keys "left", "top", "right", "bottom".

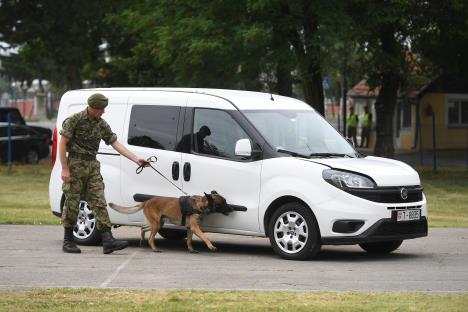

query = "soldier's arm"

[
  {"left": 59, "top": 135, "right": 70, "bottom": 183},
  {"left": 111, "top": 141, "right": 149, "bottom": 166}
]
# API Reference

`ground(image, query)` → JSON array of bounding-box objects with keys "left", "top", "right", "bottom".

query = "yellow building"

[
  {"left": 417, "top": 76, "right": 468, "bottom": 150},
  {"left": 348, "top": 77, "right": 468, "bottom": 151}
]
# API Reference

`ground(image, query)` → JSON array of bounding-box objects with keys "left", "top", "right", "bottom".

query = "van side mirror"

[
  {"left": 235, "top": 138, "right": 252, "bottom": 157},
  {"left": 235, "top": 138, "right": 262, "bottom": 160}
]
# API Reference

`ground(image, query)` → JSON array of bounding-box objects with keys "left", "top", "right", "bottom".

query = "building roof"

[{"left": 417, "top": 74, "right": 468, "bottom": 99}]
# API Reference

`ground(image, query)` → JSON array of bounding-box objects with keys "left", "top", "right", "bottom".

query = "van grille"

[{"left": 345, "top": 185, "right": 423, "bottom": 203}]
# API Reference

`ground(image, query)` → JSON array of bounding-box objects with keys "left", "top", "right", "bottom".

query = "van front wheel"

[{"left": 268, "top": 203, "right": 321, "bottom": 260}]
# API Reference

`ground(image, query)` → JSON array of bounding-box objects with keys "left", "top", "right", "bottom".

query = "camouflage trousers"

[{"left": 61, "top": 158, "right": 111, "bottom": 230}]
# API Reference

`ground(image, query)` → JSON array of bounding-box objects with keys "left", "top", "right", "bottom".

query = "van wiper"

[
  {"left": 277, "top": 149, "right": 310, "bottom": 158},
  {"left": 309, "top": 153, "right": 354, "bottom": 158}
]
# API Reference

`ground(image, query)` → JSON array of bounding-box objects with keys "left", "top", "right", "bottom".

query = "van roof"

[{"left": 67, "top": 88, "right": 312, "bottom": 111}]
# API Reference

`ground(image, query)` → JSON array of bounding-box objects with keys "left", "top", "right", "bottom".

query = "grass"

[
  {"left": 1, "top": 164, "right": 468, "bottom": 227},
  {"left": 417, "top": 167, "right": 468, "bottom": 227},
  {"left": 0, "top": 164, "right": 59, "bottom": 225},
  {"left": 0, "top": 289, "right": 467, "bottom": 312}
]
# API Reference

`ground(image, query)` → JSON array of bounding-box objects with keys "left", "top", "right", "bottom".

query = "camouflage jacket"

[{"left": 60, "top": 109, "right": 117, "bottom": 157}]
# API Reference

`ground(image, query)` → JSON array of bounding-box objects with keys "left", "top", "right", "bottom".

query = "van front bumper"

[{"left": 321, "top": 217, "right": 428, "bottom": 245}]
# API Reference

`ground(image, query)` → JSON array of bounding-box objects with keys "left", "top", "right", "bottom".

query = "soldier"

[{"left": 59, "top": 93, "right": 148, "bottom": 254}]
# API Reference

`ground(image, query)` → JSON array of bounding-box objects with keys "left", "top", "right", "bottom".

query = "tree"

[
  {"left": 412, "top": 0, "right": 468, "bottom": 78},
  {"left": 0, "top": 0, "right": 112, "bottom": 89},
  {"left": 348, "top": 1, "right": 415, "bottom": 157}
]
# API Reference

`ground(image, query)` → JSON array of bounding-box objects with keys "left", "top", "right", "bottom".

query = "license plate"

[{"left": 396, "top": 209, "right": 421, "bottom": 222}]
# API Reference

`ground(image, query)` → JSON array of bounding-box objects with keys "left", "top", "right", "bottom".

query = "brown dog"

[{"left": 109, "top": 191, "right": 227, "bottom": 253}]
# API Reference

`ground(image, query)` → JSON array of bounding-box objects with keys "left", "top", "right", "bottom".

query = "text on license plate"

[{"left": 396, "top": 209, "right": 421, "bottom": 222}]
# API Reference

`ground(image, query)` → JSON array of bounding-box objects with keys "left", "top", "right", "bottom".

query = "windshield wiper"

[
  {"left": 277, "top": 149, "right": 310, "bottom": 158},
  {"left": 309, "top": 153, "right": 354, "bottom": 158}
]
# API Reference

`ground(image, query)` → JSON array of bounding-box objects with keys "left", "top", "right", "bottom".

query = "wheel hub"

[
  {"left": 73, "top": 201, "right": 96, "bottom": 240},
  {"left": 274, "top": 211, "right": 308, "bottom": 254}
]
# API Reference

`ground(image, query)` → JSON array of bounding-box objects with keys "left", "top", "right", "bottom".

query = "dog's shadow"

[{"left": 125, "top": 236, "right": 274, "bottom": 257}]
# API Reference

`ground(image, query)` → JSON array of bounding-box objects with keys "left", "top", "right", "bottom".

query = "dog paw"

[
  {"left": 209, "top": 246, "right": 217, "bottom": 252},
  {"left": 152, "top": 249, "right": 162, "bottom": 253},
  {"left": 189, "top": 249, "right": 199, "bottom": 254}
]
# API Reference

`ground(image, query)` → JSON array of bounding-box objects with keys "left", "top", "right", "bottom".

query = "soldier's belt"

[{"left": 68, "top": 152, "right": 96, "bottom": 161}]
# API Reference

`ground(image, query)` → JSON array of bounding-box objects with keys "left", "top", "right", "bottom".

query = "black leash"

[{"left": 136, "top": 156, "right": 189, "bottom": 196}]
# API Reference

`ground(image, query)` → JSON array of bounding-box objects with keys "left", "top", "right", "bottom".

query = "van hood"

[{"left": 301, "top": 156, "right": 420, "bottom": 187}]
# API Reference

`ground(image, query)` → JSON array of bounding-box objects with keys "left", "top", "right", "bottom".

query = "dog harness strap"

[{"left": 179, "top": 196, "right": 193, "bottom": 226}]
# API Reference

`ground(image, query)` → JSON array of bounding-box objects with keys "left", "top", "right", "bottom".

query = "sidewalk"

[{"left": 357, "top": 147, "right": 468, "bottom": 168}]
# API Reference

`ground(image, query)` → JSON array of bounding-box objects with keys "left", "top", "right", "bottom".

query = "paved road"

[{"left": 1, "top": 225, "right": 467, "bottom": 292}]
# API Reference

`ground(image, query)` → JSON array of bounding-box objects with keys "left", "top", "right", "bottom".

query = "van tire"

[
  {"left": 158, "top": 228, "right": 187, "bottom": 240},
  {"left": 60, "top": 195, "right": 101, "bottom": 246},
  {"left": 359, "top": 240, "right": 403, "bottom": 254},
  {"left": 268, "top": 202, "right": 321, "bottom": 260}
]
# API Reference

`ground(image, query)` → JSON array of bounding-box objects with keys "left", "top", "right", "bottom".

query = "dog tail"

[{"left": 108, "top": 203, "right": 143, "bottom": 214}]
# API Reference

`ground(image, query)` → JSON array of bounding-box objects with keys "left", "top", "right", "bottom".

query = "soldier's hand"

[
  {"left": 137, "top": 158, "right": 150, "bottom": 167},
  {"left": 61, "top": 168, "right": 70, "bottom": 183}
]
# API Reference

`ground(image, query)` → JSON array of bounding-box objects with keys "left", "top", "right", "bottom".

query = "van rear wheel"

[
  {"left": 73, "top": 200, "right": 101, "bottom": 245},
  {"left": 268, "top": 202, "right": 321, "bottom": 260},
  {"left": 359, "top": 240, "right": 403, "bottom": 254},
  {"left": 158, "top": 228, "right": 187, "bottom": 240}
]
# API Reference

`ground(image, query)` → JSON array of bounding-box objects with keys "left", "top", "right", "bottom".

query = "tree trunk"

[
  {"left": 373, "top": 25, "right": 401, "bottom": 157},
  {"left": 374, "top": 74, "right": 399, "bottom": 157},
  {"left": 66, "top": 64, "right": 82, "bottom": 90},
  {"left": 276, "top": 62, "right": 292, "bottom": 97}
]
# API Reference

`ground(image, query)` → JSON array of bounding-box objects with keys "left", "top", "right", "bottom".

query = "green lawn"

[
  {"left": 1, "top": 164, "right": 467, "bottom": 227},
  {"left": 417, "top": 167, "right": 468, "bottom": 227},
  {"left": 0, "top": 289, "right": 467, "bottom": 312},
  {"left": 0, "top": 164, "right": 58, "bottom": 225}
]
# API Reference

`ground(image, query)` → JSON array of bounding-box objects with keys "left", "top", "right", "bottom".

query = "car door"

[
  {"left": 119, "top": 91, "right": 187, "bottom": 224},
  {"left": 180, "top": 93, "right": 263, "bottom": 233}
]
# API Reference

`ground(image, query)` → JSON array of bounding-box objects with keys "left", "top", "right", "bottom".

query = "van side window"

[
  {"left": 192, "top": 108, "right": 250, "bottom": 160},
  {"left": 128, "top": 105, "right": 180, "bottom": 151}
]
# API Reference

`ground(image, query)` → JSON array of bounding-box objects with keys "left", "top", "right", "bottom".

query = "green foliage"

[{"left": 0, "top": 0, "right": 114, "bottom": 89}]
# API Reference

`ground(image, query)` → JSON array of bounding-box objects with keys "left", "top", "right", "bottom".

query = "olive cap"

[{"left": 87, "top": 93, "right": 108, "bottom": 109}]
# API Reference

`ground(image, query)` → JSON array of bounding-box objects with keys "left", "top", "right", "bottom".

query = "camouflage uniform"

[{"left": 60, "top": 109, "right": 117, "bottom": 230}]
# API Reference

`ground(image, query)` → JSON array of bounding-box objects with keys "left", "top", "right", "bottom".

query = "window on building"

[
  {"left": 447, "top": 99, "right": 468, "bottom": 127},
  {"left": 401, "top": 102, "right": 412, "bottom": 129},
  {"left": 128, "top": 105, "right": 180, "bottom": 150}
]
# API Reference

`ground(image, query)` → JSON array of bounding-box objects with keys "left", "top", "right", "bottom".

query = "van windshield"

[{"left": 243, "top": 109, "right": 357, "bottom": 158}]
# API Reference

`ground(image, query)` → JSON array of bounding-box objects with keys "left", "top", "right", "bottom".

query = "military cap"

[{"left": 87, "top": 93, "right": 108, "bottom": 109}]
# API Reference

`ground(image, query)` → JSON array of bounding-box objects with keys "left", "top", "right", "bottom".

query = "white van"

[{"left": 49, "top": 88, "right": 428, "bottom": 260}]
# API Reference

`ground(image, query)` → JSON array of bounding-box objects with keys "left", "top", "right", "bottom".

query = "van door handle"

[
  {"left": 172, "top": 161, "right": 179, "bottom": 180},
  {"left": 183, "top": 162, "right": 191, "bottom": 181}
]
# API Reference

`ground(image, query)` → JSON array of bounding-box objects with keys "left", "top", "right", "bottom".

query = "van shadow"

[{"left": 124, "top": 237, "right": 425, "bottom": 262}]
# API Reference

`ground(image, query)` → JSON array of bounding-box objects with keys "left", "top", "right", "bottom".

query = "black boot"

[
  {"left": 101, "top": 228, "right": 129, "bottom": 254},
  {"left": 62, "top": 227, "right": 81, "bottom": 253}
]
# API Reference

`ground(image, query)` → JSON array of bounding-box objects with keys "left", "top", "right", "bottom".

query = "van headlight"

[{"left": 322, "top": 169, "right": 376, "bottom": 189}]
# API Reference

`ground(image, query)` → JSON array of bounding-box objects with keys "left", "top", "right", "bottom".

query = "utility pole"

[{"left": 342, "top": 48, "right": 348, "bottom": 137}]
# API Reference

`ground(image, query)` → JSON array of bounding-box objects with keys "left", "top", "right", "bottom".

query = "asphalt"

[{"left": 1, "top": 225, "right": 467, "bottom": 292}]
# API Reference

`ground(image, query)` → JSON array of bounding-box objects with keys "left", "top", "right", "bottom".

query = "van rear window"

[{"left": 128, "top": 105, "right": 180, "bottom": 151}]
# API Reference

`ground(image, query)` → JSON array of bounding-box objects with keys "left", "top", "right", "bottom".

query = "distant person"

[
  {"left": 59, "top": 93, "right": 148, "bottom": 254},
  {"left": 360, "top": 105, "right": 372, "bottom": 148},
  {"left": 346, "top": 106, "right": 358, "bottom": 146},
  {"left": 194, "top": 125, "right": 211, "bottom": 153}
]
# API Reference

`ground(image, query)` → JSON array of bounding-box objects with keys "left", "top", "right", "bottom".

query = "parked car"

[
  {"left": 49, "top": 88, "right": 428, "bottom": 260},
  {"left": 0, "top": 123, "right": 50, "bottom": 163},
  {"left": 0, "top": 107, "right": 52, "bottom": 144}
]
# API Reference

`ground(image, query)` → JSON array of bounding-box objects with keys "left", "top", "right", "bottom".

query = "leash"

[{"left": 136, "top": 156, "right": 189, "bottom": 196}]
